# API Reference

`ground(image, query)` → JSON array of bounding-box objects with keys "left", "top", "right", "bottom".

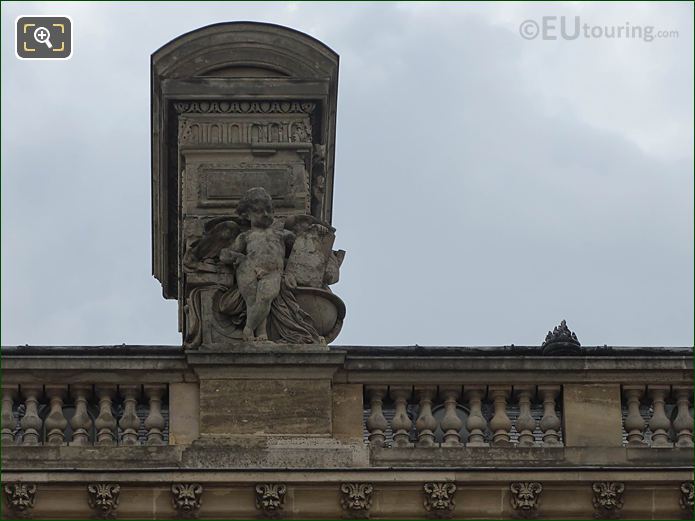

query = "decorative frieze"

[
  {"left": 340, "top": 482, "right": 373, "bottom": 519},
  {"left": 510, "top": 482, "right": 542, "bottom": 519},
  {"left": 3, "top": 482, "right": 37, "bottom": 519},
  {"left": 174, "top": 101, "right": 316, "bottom": 115},
  {"left": 423, "top": 482, "right": 456, "bottom": 519},
  {"left": 178, "top": 118, "right": 312, "bottom": 146},
  {"left": 591, "top": 481, "right": 624, "bottom": 519},
  {"left": 87, "top": 483, "right": 120, "bottom": 519},
  {"left": 255, "top": 483, "right": 287, "bottom": 518},
  {"left": 171, "top": 483, "right": 203, "bottom": 519}
]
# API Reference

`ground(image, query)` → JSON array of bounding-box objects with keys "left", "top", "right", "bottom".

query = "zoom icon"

[{"left": 16, "top": 16, "right": 72, "bottom": 60}]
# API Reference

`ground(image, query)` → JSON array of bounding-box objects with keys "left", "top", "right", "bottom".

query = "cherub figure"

[{"left": 219, "top": 187, "right": 295, "bottom": 341}]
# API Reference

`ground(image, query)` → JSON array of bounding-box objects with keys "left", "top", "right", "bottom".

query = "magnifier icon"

[{"left": 33, "top": 26, "right": 53, "bottom": 49}]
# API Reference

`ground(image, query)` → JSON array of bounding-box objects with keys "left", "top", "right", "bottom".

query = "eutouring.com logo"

[{"left": 519, "top": 16, "right": 679, "bottom": 42}]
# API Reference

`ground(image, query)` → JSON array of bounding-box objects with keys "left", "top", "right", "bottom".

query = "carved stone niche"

[{"left": 151, "top": 23, "right": 344, "bottom": 347}]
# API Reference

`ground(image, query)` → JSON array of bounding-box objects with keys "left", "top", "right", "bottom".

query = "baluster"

[
  {"left": 464, "top": 385, "right": 489, "bottom": 447},
  {"left": 2, "top": 386, "right": 17, "bottom": 445},
  {"left": 365, "top": 386, "right": 388, "bottom": 447},
  {"left": 622, "top": 385, "right": 646, "bottom": 447},
  {"left": 514, "top": 385, "right": 537, "bottom": 447},
  {"left": 119, "top": 385, "right": 141, "bottom": 446},
  {"left": 44, "top": 385, "right": 68, "bottom": 445},
  {"left": 389, "top": 386, "right": 413, "bottom": 447},
  {"left": 439, "top": 386, "right": 463, "bottom": 447},
  {"left": 144, "top": 384, "right": 166, "bottom": 445},
  {"left": 538, "top": 385, "right": 561, "bottom": 446},
  {"left": 95, "top": 386, "right": 118, "bottom": 446},
  {"left": 672, "top": 386, "right": 693, "bottom": 448},
  {"left": 488, "top": 385, "right": 512, "bottom": 446},
  {"left": 20, "top": 385, "right": 43, "bottom": 446},
  {"left": 648, "top": 385, "right": 672, "bottom": 448},
  {"left": 70, "top": 385, "right": 93, "bottom": 446},
  {"left": 415, "top": 386, "right": 437, "bottom": 447}
]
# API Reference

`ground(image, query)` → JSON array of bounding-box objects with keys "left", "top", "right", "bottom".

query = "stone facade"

[{"left": 2, "top": 22, "right": 693, "bottom": 520}]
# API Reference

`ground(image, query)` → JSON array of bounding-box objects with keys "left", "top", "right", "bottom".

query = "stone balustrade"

[
  {"left": 364, "top": 384, "right": 563, "bottom": 448},
  {"left": 621, "top": 384, "right": 694, "bottom": 448},
  {"left": 1, "top": 383, "right": 168, "bottom": 447}
]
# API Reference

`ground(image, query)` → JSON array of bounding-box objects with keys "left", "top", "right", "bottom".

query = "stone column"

[
  {"left": 1, "top": 386, "right": 17, "bottom": 445},
  {"left": 514, "top": 385, "right": 537, "bottom": 447},
  {"left": 464, "top": 385, "right": 489, "bottom": 447},
  {"left": 44, "top": 385, "right": 68, "bottom": 445},
  {"left": 390, "top": 386, "right": 413, "bottom": 448},
  {"left": 439, "top": 385, "right": 463, "bottom": 447},
  {"left": 70, "top": 384, "right": 93, "bottom": 446},
  {"left": 622, "top": 385, "right": 646, "bottom": 447},
  {"left": 365, "top": 386, "right": 388, "bottom": 447},
  {"left": 144, "top": 384, "right": 167, "bottom": 446},
  {"left": 538, "top": 385, "right": 562, "bottom": 447},
  {"left": 118, "top": 385, "right": 141, "bottom": 446},
  {"left": 488, "top": 385, "right": 512, "bottom": 446},
  {"left": 94, "top": 385, "right": 117, "bottom": 446},
  {"left": 647, "top": 385, "right": 673, "bottom": 448},
  {"left": 672, "top": 386, "right": 694, "bottom": 448},
  {"left": 20, "top": 385, "right": 43, "bottom": 446}
]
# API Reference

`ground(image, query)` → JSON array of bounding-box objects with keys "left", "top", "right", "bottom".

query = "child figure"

[{"left": 219, "top": 187, "right": 294, "bottom": 341}]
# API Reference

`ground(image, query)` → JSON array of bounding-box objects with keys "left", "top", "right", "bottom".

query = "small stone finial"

[{"left": 542, "top": 319, "right": 581, "bottom": 355}]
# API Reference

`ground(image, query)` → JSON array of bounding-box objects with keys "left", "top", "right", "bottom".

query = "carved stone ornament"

[
  {"left": 255, "top": 483, "right": 287, "bottom": 518},
  {"left": 171, "top": 483, "right": 203, "bottom": 518},
  {"left": 87, "top": 483, "right": 121, "bottom": 519},
  {"left": 183, "top": 187, "right": 346, "bottom": 347},
  {"left": 542, "top": 319, "right": 581, "bottom": 355},
  {"left": 174, "top": 101, "right": 316, "bottom": 115},
  {"left": 3, "top": 482, "right": 37, "bottom": 519},
  {"left": 423, "top": 482, "right": 456, "bottom": 519},
  {"left": 340, "top": 482, "right": 374, "bottom": 518},
  {"left": 591, "top": 482, "right": 624, "bottom": 519},
  {"left": 680, "top": 481, "right": 694, "bottom": 517},
  {"left": 510, "top": 482, "right": 543, "bottom": 519}
]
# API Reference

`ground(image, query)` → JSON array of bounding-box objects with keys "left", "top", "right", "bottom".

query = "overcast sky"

[{"left": 2, "top": 2, "right": 693, "bottom": 347}]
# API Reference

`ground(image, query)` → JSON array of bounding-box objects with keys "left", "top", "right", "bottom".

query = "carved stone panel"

[
  {"left": 255, "top": 483, "right": 286, "bottom": 519},
  {"left": 171, "top": 483, "right": 203, "bottom": 519},
  {"left": 510, "top": 482, "right": 542, "bottom": 519},
  {"left": 3, "top": 482, "right": 37, "bottom": 519},
  {"left": 681, "top": 481, "right": 694, "bottom": 518},
  {"left": 591, "top": 482, "right": 624, "bottom": 519},
  {"left": 340, "top": 482, "right": 373, "bottom": 519},
  {"left": 87, "top": 483, "right": 120, "bottom": 519},
  {"left": 423, "top": 482, "right": 456, "bottom": 519}
]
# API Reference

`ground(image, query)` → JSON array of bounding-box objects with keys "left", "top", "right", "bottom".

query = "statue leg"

[{"left": 246, "top": 272, "right": 281, "bottom": 341}]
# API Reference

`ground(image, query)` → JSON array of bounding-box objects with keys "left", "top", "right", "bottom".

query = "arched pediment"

[{"left": 152, "top": 22, "right": 338, "bottom": 80}]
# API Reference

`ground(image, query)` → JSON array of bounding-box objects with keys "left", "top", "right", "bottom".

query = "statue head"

[{"left": 237, "top": 187, "right": 274, "bottom": 228}]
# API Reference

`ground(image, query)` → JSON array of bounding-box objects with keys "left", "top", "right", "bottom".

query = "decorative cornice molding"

[{"left": 174, "top": 101, "right": 316, "bottom": 115}]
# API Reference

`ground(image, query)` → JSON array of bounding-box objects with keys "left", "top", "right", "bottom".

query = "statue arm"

[{"left": 220, "top": 233, "right": 247, "bottom": 265}]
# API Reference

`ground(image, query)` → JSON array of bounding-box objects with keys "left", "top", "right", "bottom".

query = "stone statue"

[{"left": 182, "top": 187, "right": 345, "bottom": 347}]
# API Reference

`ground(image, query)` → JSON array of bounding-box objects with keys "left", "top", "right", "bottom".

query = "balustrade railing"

[
  {"left": 364, "top": 384, "right": 563, "bottom": 448},
  {"left": 621, "top": 385, "right": 693, "bottom": 448},
  {"left": 1, "top": 384, "right": 169, "bottom": 447}
]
